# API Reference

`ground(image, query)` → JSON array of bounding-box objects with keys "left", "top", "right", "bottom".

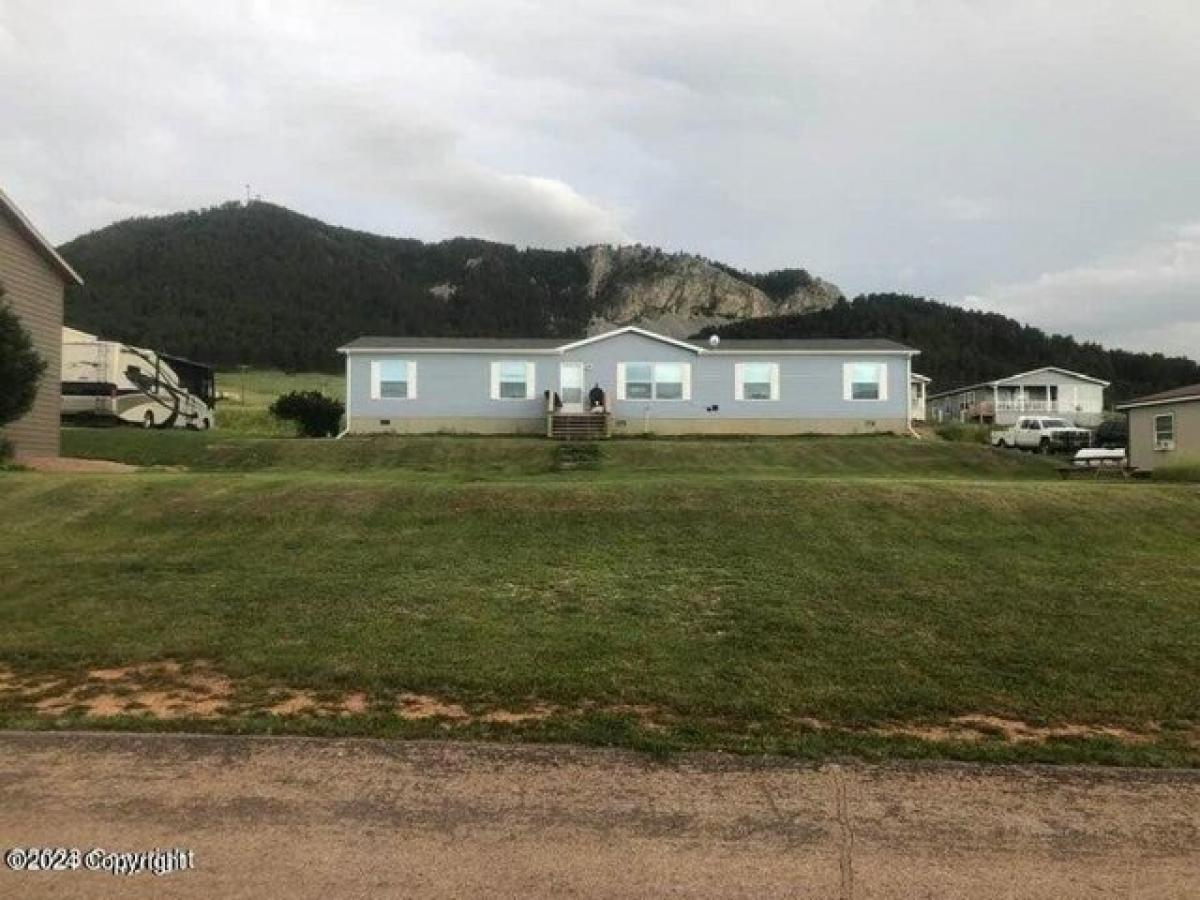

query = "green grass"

[
  {"left": 1, "top": 464, "right": 1198, "bottom": 766},
  {"left": 216, "top": 369, "right": 344, "bottom": 409},
  {"left": 61, "top": 429, "right": 1063, "bottom": 481}
]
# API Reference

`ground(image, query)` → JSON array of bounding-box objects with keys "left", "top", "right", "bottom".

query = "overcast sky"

[{"left": 2, "top": 0, "right": 1198, "bottom": 357}]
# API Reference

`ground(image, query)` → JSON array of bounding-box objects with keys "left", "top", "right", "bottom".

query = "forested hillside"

[
  {"left": 58, "top": 201, "right": 832, "bottom": 370},
  {"left": 708, "top": 294, "right": 1200, "bottom": 402}
]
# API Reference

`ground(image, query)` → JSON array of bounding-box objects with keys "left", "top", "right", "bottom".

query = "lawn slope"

[{"left": 1, "top": 470, "right": 1197, "bottom": 765}]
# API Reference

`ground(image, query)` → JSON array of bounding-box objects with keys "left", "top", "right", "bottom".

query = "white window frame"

[
  {"left": 1154, "top": 412, "right": 1176, "bottom": 450},
  {"left": 843, "top": 363, "right": 888, "bottom": 402},
  {"left": 616, "top": 362, "right": 691, "bottom": 401},
  {"left": 490, "top": 360, "right": 537, "bottom": 401},
  {"left": 735, "top": 362, "right": 780, "bottom": 401},
  {"left": 370, "top": 359, "right": 417, "bottom": 400}
]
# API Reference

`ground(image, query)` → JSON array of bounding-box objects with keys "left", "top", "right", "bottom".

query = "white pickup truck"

[{"left": 992, "top": 417, "right": 1091, "bottom": 453}]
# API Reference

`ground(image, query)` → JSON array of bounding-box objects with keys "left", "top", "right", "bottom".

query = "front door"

[{"left": 560, "top": 363, "right": 585, "bottom": 412}]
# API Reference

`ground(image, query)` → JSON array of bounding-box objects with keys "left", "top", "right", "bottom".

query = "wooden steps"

[{"left": 547, "top": 413, "right": 611, "bottom": 440}]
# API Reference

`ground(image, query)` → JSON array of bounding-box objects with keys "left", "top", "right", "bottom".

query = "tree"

[{"left": 0, "top": 286, "right": 46, "bottom": 429}]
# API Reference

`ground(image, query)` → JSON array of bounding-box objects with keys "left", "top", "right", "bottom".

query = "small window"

[
  {"left": 844, "top": 363, "right": 887, "bottom": 401},
  {"left": 619, "top": 363, "right": 690, "bottom": 401},
  {"left": 491, "top": 361, "right": 535, "bottom": 400},
  {"left": 1154, "top": 413, "right": 1175, "bottom": 449},
  {"left": 736, "top": 362, "right": 778, "bottom": 401},
  {"left": 371, "top": 360, "right": 416, "bottom": 400}
]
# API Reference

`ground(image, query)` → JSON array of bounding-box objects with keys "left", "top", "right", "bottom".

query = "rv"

[{"left": 61, "top": 327, "right": 216, "bottom": 429}]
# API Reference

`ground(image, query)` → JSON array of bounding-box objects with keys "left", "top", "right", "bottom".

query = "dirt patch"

[
  {"left": 397, "top": 694, "right": 469, "bottom": 720},
  {"left": 19, "top": 456, "right": 141, "bottom": 474},
  {"left": 876, "top": 715, "right": 1161, "bottom": 745},
  {"left": 0, "top": 662, "right": 1190, "bottom": 749},
  {"left": 481, "top": 704, "right": 558, "bottom": 724}
]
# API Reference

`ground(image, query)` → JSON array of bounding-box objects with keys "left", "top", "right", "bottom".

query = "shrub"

[
  {"left": 268, "top": 391, "right": 344, "bottom": 437},
  {"left": 0, "top": 294, "right": 46, "bottom": 428},
  {"left": 935, "top": 423, "right": 993, "bottom": 444},
  {"left": 1093, "top": 416, "right": 1128, "bottom": 448}
]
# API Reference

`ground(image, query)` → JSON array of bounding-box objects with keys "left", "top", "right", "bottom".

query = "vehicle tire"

[
  {"left": 999, "top": 439, "right": 1010, "bottom": 449},
  {"left": 201, "top": 418, "right": 211, "bottom": 430},
  {"left": 142, "top": 411, "right": 155, "bottom": 429},
  {"left": 1038, "top": 437, "right": 1050, "bottom": 454}
]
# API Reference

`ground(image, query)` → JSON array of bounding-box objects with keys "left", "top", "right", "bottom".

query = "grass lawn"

[
  {"left": 3, "top": 432, "right": 1199, "bottom": 766},
  {"left": 62, "top": 428, "right": 1062, "bottom": 481}
]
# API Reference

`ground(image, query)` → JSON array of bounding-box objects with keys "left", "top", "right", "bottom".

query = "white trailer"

[{"left": 61, "top": 328, "right": 215, "bottom": 429}]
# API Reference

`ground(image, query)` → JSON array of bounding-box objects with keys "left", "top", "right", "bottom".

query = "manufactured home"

[
  {"left": 1116, "top": 384, "right": 1200, "bottom": 472},
  {"left": 927, "top": 367, "right": 1109, "bottom": 428},
  {"left": 339, "top": 326, "right": 920, "bottom": 437},
  {"left": 0, "top": 188, "right": 83, "bottom": 458}
]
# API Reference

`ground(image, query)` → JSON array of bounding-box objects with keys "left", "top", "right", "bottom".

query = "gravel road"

[{"left": 1, "top": 732, "right": 1197, "bottom": 898}]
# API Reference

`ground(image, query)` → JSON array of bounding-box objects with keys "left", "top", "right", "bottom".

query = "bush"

[
  {"left": 935, "top": 423, "right": 993, "bottom": 444},
  {"left": 0, "top": 294, "right": 46, "bottom": 428},
  {"left": 1093, "top": 416, "right": 1128, "bottom": 448},
  {"left": 268, "top": 391, "right": 344, "bottom": 437}
]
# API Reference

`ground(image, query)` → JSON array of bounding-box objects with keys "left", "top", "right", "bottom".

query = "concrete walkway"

[{"left": 0, "top": 732, "right": 1197, "bottom": 898}]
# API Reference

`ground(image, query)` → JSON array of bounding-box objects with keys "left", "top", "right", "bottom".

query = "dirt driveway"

[{"left": 0, "top": 732, "right": 1197, "bottom": 898}]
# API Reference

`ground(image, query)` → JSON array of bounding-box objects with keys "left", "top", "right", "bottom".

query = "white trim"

[
  {"left": 557, "top": 325, "right": 702, "bottom": 354},
  {"left": 843, "top": 362, "right": 888, "bottom": 402},
  {"left": 1153, "top": 411, "right": 1176, "bottom": 450},
  {"left": 371, "top": 358, "right": 414, "bottom": 400},
  {"left": 1116, "top": 394, "right": 1200, "bottom": 411},
  {"left": 344, "top": 351, "right": 353, "bottom": 429},
  {"left": 616, "top": 362, "right": 628, "bottom": 401},
  {"left": 490, "top": 360, "right": 535, "bottom": 401}
]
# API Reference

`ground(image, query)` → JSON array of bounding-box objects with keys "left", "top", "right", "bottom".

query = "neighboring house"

[
  {"left": 339, "top": 326, "right": 920, "bottom": 436},
  {"left": 0, "top": 188, "right": 83, "bottom": 458},
  {"left": 910, "top": 373, "right": 930, "bottom": 422},
  {"left": 926, "top": 367, "right": 1109, "bottom": 428},
  {"left": 1116, "top": 384, "right": 1200, "bottom": 472}
]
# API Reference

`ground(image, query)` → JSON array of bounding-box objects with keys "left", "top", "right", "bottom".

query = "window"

[
  {"left": 370, "top": 360, "right": 416, "bottom": 400},
  {"left": 1154, "top": 413, "right": 1175, "bottom": 449},
  {"left": 618, "top": 363, "right": 691, "bottom": 401},
  {"left": 844, "top": 363, "right": 887, "bottom": 401},
  {"left": 490, "top": 361, "right": 535, "bottom": 400},
  {"left": 735, "top": 362, "right": 779, "bottom": 401}
]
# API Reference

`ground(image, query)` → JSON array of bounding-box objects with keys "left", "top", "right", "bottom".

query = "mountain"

[
  {"left": 58, "top": 201, "right": 839, "bottom": 371},
  {"left": 706, "top": 294, "right": 1200, "bottom": 403}
]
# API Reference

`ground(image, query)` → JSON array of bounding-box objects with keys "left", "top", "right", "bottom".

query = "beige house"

[
  {"left": 0, "top": 188, "right": 83, "bottom": 458},
  {"left": 1116, "top": 384, "right": 1200, "bottom": 472}
]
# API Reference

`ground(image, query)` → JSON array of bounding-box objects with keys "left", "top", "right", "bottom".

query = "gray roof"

[
  {"left": 689, "top": 338, "right": 914, "bottom": 352},
  {"left": 341, "top": 336, "right": 565, "bottom": 351},
  {"left": 1115, "top": 382, "right": 1200, "bottom": 409},
  {"left": 340, "top": 334, "right": 917, "bottom": 353}
]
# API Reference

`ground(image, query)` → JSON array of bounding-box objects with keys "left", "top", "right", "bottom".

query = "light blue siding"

[{"left": 347, "top": 330, "right": 911, "bottom": 429}]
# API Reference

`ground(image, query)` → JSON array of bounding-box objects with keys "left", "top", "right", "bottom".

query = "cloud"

[
  {"left": 963, "top": 224, "right": 1200, "bottom": 357},
  {"left": 2, "top": 1, "right": 1199, "bottom": 354}
]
